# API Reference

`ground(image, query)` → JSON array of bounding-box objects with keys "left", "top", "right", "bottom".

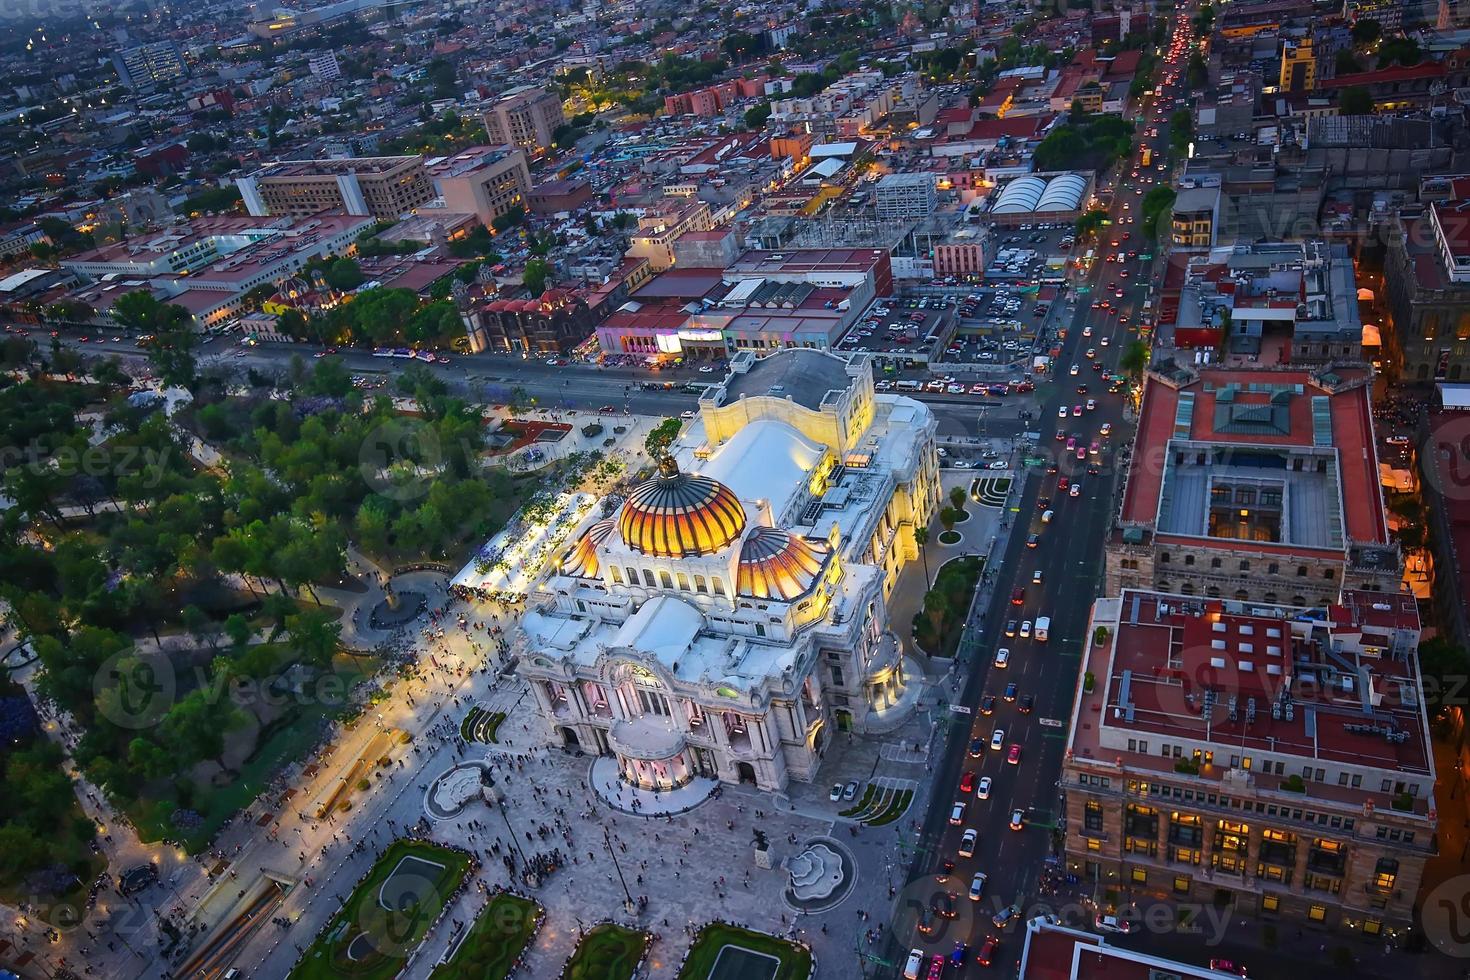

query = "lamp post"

[{"left": 602, "top": 825, "right": 636, "bottom": 915}]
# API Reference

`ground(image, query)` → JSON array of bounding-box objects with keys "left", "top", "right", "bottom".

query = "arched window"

[
  {"left": 626, "top": 566, "right": 638, "bottom": 585},
  {"left": 1292, "top": 595, "right": 1307, "bottom": 606},
  {"left": 712, "top": 576, "right": 727, "bottom": 596},
  {"left": 659, "top": 570, "right": 673, "bottom": 589},
  {"left": 695, "top": 574, "right": 708, "bottom": 593},
  {"left": 642, "top": 568, "right": 656, "bottom": 587},
  {"left": 677, "top": 572, "right": 690, "bottom": 591},
  {"left": 610, "top": 566, "right": 623, "bottom": 585},
  {"left": 1181, "top": 583, "right": 1196, "bottom": 595}
]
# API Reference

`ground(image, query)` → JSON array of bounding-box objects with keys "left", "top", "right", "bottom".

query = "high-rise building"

[
  {"left": 309, "top": 51, "right": 342, "bottom": 81},
  {"left": 1063, "top": 587, "right": 1434, "bottom": 938},
  {"left": 112, "top": 41, "right": 187, "bottom": 90},
  {"left": 481, "top": 87, "right": 566, "bottom": 156},
  {"left": 427, "top": 145, "right": 531, "bottom": 229},
  {"left": 236, "top": 156, "right": 434, "bottom": 221}
]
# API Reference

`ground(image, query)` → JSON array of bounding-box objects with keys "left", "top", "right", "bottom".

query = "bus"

[{"left": 1140, "top": 147, "right": 1152, "bottom": 168}]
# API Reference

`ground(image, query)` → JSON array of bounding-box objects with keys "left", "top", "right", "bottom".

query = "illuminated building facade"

[{"left": 513, "top": 349, "right": 939, "bottom": 792}]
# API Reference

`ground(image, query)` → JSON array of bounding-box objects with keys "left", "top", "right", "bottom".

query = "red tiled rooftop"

[
  {"left": 1317, "top": 61, "right": 1445, "bottom": 90},
  {"left": 1120, "top": 367, "right": 1387, "bottom": 546}
]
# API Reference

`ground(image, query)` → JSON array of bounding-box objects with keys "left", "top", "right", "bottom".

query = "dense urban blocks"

[
  {"left": 290, "top": 839, "right": 470, "bottom": 980},
  {"left": 677, "top": 924, "right": 812, "bottom": 980},
  {"left": 429, "top": 892, "right": 541, "bottom": 980}
]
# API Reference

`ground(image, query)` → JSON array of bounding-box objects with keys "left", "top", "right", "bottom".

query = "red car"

[
  {"left": 1007, "top": 744, "right": 1022, "bottom": 765},
  {"left": 1010, "top": 587, "right": 1025, "bottom": 605},
  {"left": 976, "top": 936, "right": 999, "bottom": 967},
  {"left": 959, "top": 770, "right": 977, "bottom": 793}
]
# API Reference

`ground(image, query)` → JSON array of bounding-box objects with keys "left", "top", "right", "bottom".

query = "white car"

[
  {"left": 680, "top": 410, "right": 696, "bottom": 419},
  {"left": 969, "top": 872, "right": 988, "bottom": 901},
  {"left": 1020, "top": 620, "right": 1032, "bottom": 639},
  {"left": 1100, "top": 422, "right": 1112, "bottom": 436},
  {"left": 698, "top": 365, "right": 716, "bottom": 373},
  {"left": 949, "top": 801, "right": 967, "bottom": 825},
  {"left": 904, "top": 948, "right": 924, "bottom": 979},
  {"left": 976, "top": 775, "right": 992, "bottom": 800},
  {"left": 1086, "top": 399, "right": 1096, "bottom": 412},
  {"left": 1069, "top": 363, "right": 1080, "bottom": 376},
  {"left": 990, "top": 729, "right": 1005, "bottom": 751},
  {"left": 959, "top": 828, "right": 979, "bottom": 857},
  {"left": 829, "top": 783, "right": 844, "bottom": 801},
  {"left": 994, "top": 647, "right": 1010, "bottom": 668},
  {"left": 1057, "top": 405, "right": 1068, "bottom": 418},
  {"left": 1095, "top": 914, "right": 1134, "bottom": 934},
  {"left": 1032, "top": 570, "right": 1043, "bottom": 585}
]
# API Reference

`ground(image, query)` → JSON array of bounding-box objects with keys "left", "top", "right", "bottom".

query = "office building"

[
  {"left": 1108, "top": 364, "right": 1399, "bottom": 606},
  {"left": 112, "top": 41, "right": 187, "bottom": 90},
  {"left": 1063, "top": 588, "right": 1434, "bottom": 937},
  {"left": 492, "top": 349, "right": 939, "bottom": 792},
  {"left": 309, "top": 51, "right": 342, "bottom": 81},
  {"left": 481, "top": 87, "right": 566, "bottom": 156},
  {"left": 236, "top": 156, "right": 434, "bottom": 221},
  {"left": 427, "top": 145, "right": 531, "bottom": 229}
]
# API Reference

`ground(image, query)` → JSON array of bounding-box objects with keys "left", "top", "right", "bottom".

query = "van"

[
  {"left": 904, "top": 948, "right": 925, "bottom": 978},
  {"left": 1035, "top": 616, "right": 1050, "bottom": 642},
  {"left": 896, "top": 380, "right": 922, "bottom": 391}
]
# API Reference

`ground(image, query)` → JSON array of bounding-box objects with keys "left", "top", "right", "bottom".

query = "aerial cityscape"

[{"left": 0, "top": 0, "right": 1469, "bottom": 979}]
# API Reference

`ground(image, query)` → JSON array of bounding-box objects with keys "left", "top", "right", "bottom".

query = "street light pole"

[{"left": 602, "top": 826, "right": 636, "bottom": 913}]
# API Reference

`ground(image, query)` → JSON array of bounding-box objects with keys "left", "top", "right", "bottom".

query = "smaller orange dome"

[
  {"left": 561, "top": 519, "right": 615, "bottom": 578},
  {"left": 736, "top": 527, "right": 829, "bottom": 600}
]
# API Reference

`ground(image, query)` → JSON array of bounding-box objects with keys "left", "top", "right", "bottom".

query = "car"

[
  {"left": 904, "top": 949, "right": 925, "bottom": 979},
  {"left": 1010, "top": 808, "right": 1026, "bottom": 830},
  {"left": 1066, "top": 436, "right": 1077, "bottom": 452},
  {"left": 949, "top": 801, "right": 967, "bottom": 825},
  {"left": 1076, "top": 445, "right": 1087, "bottom": 460},
  {"left": 1005, "top": 619, "right": 1017, "bottom": 637},
  {"left": 1032, "top": 569, "right": 1043, "bottom": 584},
  {"left": 976, "top": 774, "right": 992, "bottom": 799},
  {"left": 976, "top": 936, "right": 999, "bottom": 967},
  {"left": 1019, "top": 694, "right": 1034, "bottom": 714},
  {"left": 969, "top": 737, "right": 985, "bottom": 757},
  {"left": 1082, "top": 325, "right": 1093, "bottom": 337},
  {"left": 988, "top": 460, "right": 1008, "bottom": 470},
  {"left": 980, "top": 694, "right": 996, "bottom": 715},
  {"left": 1386, "top": 434, "right": 1412, "bottom": 446},
  {"left": 843, "top": 781, "right": 859, "bottom": 801},
  {"left": 992, "top": 904, "right": 1020, "bottom": 928},
  {"left": 994, "top": 647, "right": 1011, "bottom": 667},
  {"left": 1069, "top": 363, "right": 1079, "bottom": 376},
  {"left": 599, "top": 405, "right": 617, "bottom": 414},
  {"left": 1095, "top": 913, "right": 1134, "bottom": 933},
  {"left": 967, "top": 871, "right": 988, "bottom": 901},
  {"left": 1011, "top": 586, "right": 1025, "bottom": 605},
  {"left": 960, "top": 770, "right": 977, "bottom": 793},
  {"left": 829, "top": 783, "right": 844, "bottom": 801},
  {"left": 926, "top": 954, "right": 946, "bottom": 980},
  {"left": 1072, "top": 404, "right": 1083, "bottom": 416},
  {"left": 119, "top": 863, "right": 159, "bottom": 896},
  {"left": 1058, "top": 404, "right": 1069, "bottom": 418},
  {"left": 1007, "top": 744, "right": 1022, "bottom": 765},
  {"left": 1100, "top": 335, "right": 1111, "bottom": 347},
  {"left": 933, "top": 891, "right": 958, "bottom": 919},
  {"left": 1090, "top": 440, "right": 1101, "bottom": 456},
  {"left": 1002, "top": 683, "right": 1019, "bottom": 703},
  {"left": 680, "top": 410, "right": 696, "bottom": 419},
  {"left": 1070, "top": 482, "right": 1082, "bottom": 498},
  {"left": 1037, "top": 496, "right": 1052, "bottom": 510},
  {"left": 958, "top": 828, "right": 979, "bottom": 857},
  {"left": 1020, "top": 620, "right": 1032, "bottom": 638},
  {"left": 1026, "top": 533, "right": 1039, "bottom": 548},
  {"left": 1208, "top": 959, "right": 1249, "bottom": 977},
  {"left": 1085, "top": 347, "right": 1096, "bottom": 359},
  {"left": 990, "top": 729, "right": 1005, "bottom": 750},
  {"left": 951, "top": 942, "right": 969, "bottom": 968},
  {"left": 698, "top": 365, "right": 716, "bottom": 373},
  {"left": 1086, "top": 398, "right": 1096, "bottom": 412},
  {"left": 1100, "top": 422, "right": 1112, "bottom": 436}
]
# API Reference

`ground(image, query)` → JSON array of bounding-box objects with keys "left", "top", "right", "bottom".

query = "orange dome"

[
  {"left": 561, "top": 519, "right": 615, "bottom": 578},
  {"left": 736, "top": 527, "right": 828, "bottom": 600},
  {"left": 618, "top": 457, "right": 746, "bottom": 558}
]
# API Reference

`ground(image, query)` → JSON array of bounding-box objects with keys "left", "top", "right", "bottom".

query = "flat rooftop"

[
  {"left": 1122, "top": 366, "right": 1387, "bottom": 551},
  {"left": 721, "top": 348, "right": 854, "bottom": 412},
  {"left": 726, "top": 248, "right": 887, "bottom": 277},
  {"left": 256, "top": 155, "right": 421, "bottom": 178},
  {"left": 1068, "top": 589, "right": 1434, "bottom": 814}
]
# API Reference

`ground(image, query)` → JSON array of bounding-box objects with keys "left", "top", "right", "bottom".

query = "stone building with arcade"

[{"left": 511, "top": 349, "right": 939, "bottom": 795}]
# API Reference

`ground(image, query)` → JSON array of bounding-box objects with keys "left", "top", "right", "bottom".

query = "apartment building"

[
  {"left": 427, "top": 145, "right": 531, "bottom": 229},
  {"left": 481, "top": 86, "right": 566, "bottom": 156},
  {"left": 1063, "top": 588, "right": 1435, "bottom": 937},
  {"left": 112, "top": 41, "right": 187, "bottom": 90},
  {"left": 1170, "top": 183, "right": 1221, "bottom": 252},
  {"left": 1107, "top": 364, "right": 1399, "bottom": 607},
  {"left": 237, "top": 156, "right": 434, "bottom": 221}
]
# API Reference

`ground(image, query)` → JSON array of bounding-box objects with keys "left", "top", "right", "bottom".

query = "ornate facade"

[{"left": 512, "top": 349, "right": 940, "bottom": 795}]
